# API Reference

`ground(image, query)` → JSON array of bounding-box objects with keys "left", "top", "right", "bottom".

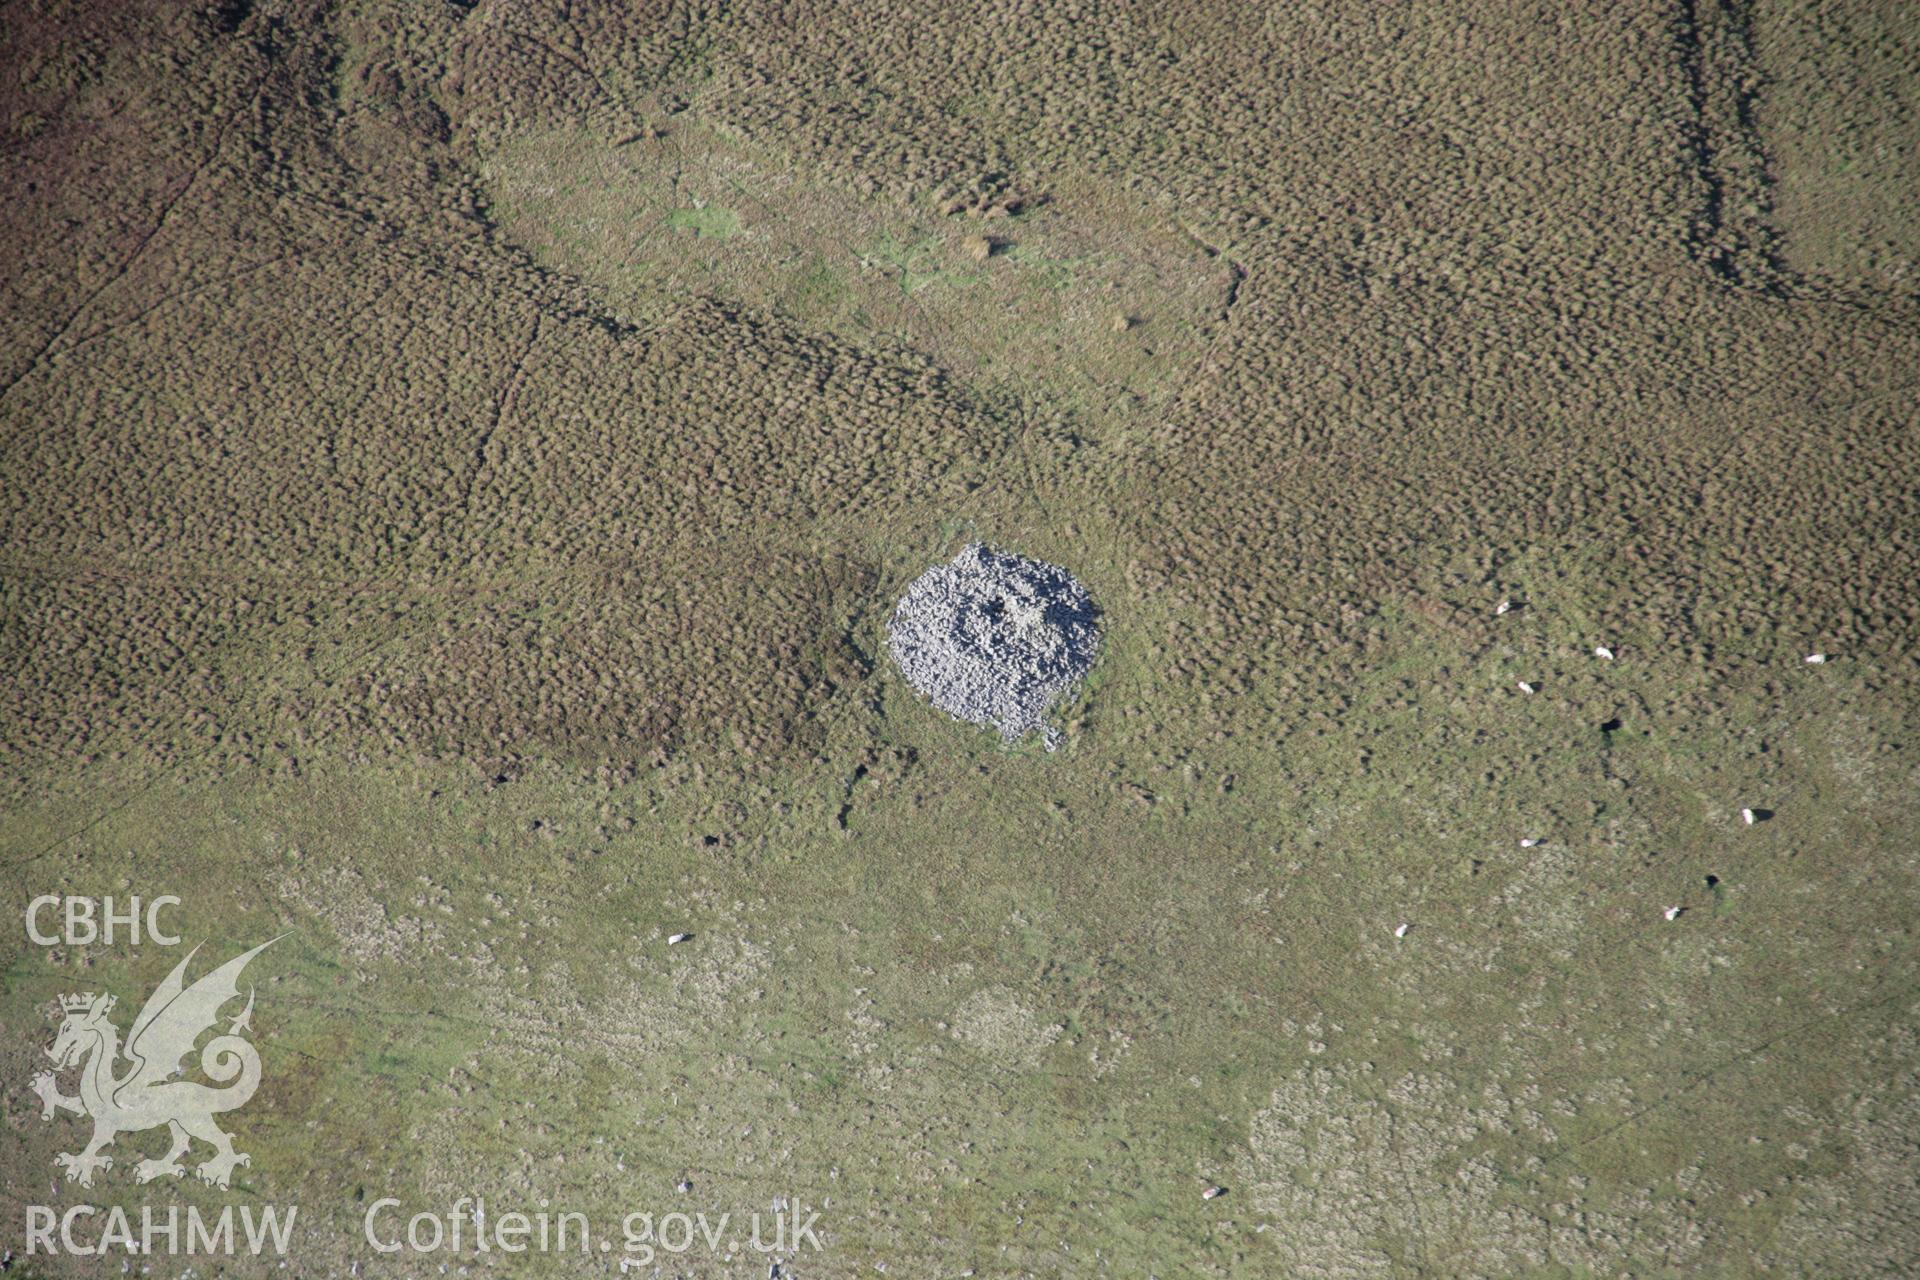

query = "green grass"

[
  {"left": 860, "top": 230, "right": 982, "bottom": 294},
  {"left": 665, "top": 204, "right": 742, "bottom": 240}
]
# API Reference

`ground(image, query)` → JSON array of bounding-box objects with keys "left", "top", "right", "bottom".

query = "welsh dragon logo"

[{"left": 31, "top": 938, "right": 281, "bottom": 1189}]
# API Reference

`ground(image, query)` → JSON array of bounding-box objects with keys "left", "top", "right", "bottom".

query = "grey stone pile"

[{"left": 887, "top": 543, "right": 1100, "bottom": 745}]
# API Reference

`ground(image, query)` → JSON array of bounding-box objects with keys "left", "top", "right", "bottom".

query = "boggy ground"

[{"left": 1, "top": 0, "right": 1917, "bottom": 1275}]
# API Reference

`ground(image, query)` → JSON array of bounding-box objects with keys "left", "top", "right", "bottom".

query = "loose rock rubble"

[{"left": 887, "top": 543, "right": 1101, "bottom": 745}]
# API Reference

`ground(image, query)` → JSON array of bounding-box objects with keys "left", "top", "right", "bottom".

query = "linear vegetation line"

[
  {"left": 1542, "top": 973, "right": 1918, "bottom": 1168},
  {"left": 1670, "top": 0, "right": 1905, "bottom": 312},
  {"left": 0, "top": 552, "right": 513, "bottom": 600},
  {"left": 449, "top": 309, "right": 543, "bottom": 525},
  {"left": 0, "top": 59, "right": 272, "bottom": 410},
  {"left": 0, "top": 601, "right": 476, "bottom": 874},
  {"left": 48, "top": 252, "right": 295, "bottom": 362}
]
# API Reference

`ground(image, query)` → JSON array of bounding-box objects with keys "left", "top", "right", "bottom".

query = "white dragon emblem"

[{"left": 31, "top": 938, "right": 281, "bottom": 1189}]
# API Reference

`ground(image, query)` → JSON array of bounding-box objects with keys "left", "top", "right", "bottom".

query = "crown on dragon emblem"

[{"left": 32, "top": 938, "right": 283, "bottom": 1190}]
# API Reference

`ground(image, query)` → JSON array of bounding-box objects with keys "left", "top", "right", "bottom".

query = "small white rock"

[
  {"left": 1594, "top": 645, "right": 1614, "bottom": 660},
  {"left": 1202, "top": 1185, "right": 1227, "bottom": 1200},
  {"left": 1495, "top": 600, "right": 1512, "bottom": 616},
  {"left": 1664, "top": 905, "right": 1684, "bottom": 921},
  {"left": 668, "top": 932, "right": 692, "bottom": 944},
  {"left": 1804, "top": 653, "right": 1827, "bottom": 665},
  {"left": 1520, "top": 837, "right": 1543, "bottom": 848},
  {"left": 1394, "top": 922, "right": 1411, "bottom": 938},
  {"left": 1517, "top": 680, "right": 1536, "bottom": 694},
  {"left": 1740, "top": 808, "right": 1756, "bottom": 826}
]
